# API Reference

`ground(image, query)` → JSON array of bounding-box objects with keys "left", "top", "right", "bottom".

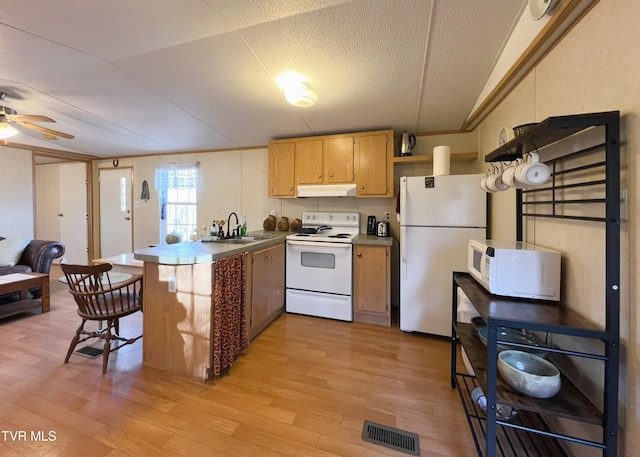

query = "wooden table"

[{"left": 0, "top": 272, "right": 50, "bottom": 319}]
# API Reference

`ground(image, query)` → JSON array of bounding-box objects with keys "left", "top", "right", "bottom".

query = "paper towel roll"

[{"left": 433, "top": 145, "right": 450, "bottom": 176}]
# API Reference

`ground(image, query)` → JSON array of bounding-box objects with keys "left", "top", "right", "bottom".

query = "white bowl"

[{"left": 498, "top": 350, "right": 561, "bottom": 399}]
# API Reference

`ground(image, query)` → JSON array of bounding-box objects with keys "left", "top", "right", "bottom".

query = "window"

[{"left": 155, "top": 163, "right": 199, "bottom": 243}]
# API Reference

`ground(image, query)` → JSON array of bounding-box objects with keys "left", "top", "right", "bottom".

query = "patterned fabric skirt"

[{"left": 212, "top": 252, "right": 249, "bottom": 375}]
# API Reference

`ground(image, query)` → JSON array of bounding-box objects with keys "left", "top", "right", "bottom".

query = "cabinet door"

[
  {"left": 295, "top": 139, "right": 323, "bottom": 184},
  {"left": 267, "top": 243, "right": 285, "bottom": 316},
  {"left": 323, "top": 137, "right": 354, "bottom": 183},
  {"left": 250, "top": 247, "right": 271, "bottom": 334},
  {"left": 353, "top": 245, "right": 390, "bottom": 325},
  {"left": 268, "top": 141, "right": 296, "bottom": 198},
  {"left": 355, "top": 131, "right": 392, "bottom": 197}
]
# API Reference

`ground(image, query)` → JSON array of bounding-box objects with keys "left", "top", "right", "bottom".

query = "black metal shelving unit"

[{"left": 451, "top": 111, "right": 620, "bottom": 456}]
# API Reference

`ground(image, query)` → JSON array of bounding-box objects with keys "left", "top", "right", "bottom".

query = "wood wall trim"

[
  {"left": 461, "top": 0, "right": 599, "bottom": 132},
  {"left": 3, "top": 141, "right": 96, "bottom": 161}
]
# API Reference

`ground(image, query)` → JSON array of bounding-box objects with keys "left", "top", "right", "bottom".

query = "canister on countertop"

[
  {"left": 367, "top": 215, "right": 377, "bottom": 235},
  {"left": 377, "top": 214, "right": 389, "bottom": 237}
]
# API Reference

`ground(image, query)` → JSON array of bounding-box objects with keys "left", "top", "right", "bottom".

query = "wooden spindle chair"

[{"left": 61, "top": 263, "right": 143, "bottom": 374}]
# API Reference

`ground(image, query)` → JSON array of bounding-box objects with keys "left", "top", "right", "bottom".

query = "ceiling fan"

[{"left": 0, "top": 104, "right": 74, "bottom": 140}]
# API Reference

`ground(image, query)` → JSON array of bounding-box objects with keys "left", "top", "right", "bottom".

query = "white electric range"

[{"left": 285, "top": 212, "right": 360, "bottom": 321}]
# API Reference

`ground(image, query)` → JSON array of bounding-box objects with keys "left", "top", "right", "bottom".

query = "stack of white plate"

[{"left": 457, "top": 288, "right": 480, "bottom": 375}]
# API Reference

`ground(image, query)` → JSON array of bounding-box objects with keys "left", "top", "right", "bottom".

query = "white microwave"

[{"left": 468, "top": 239, "right": 561, "bottom": 301}]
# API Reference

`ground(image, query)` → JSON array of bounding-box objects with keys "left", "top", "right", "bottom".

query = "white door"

[
  {"left": 400, "top": 226, "right": 485, "bottom": 336},
  {"left": 285, "top": 241, "right": 353, "bottom": 295},
  {"left": 59, "top": 163, "right": 89, "bottom": 264},
  {"left": 35, "top": 164, "right": 61, "bottom": 242},
  {"left": 400, "top": 175, "right": 486, "bottom": 227},
  {"left": 100, "top": 168, "right": 133, "bottom": 258}
]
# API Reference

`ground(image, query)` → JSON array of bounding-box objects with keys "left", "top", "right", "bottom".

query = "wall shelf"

[{"left": 392, "top": 151, "right": 477, "bottom": 165}]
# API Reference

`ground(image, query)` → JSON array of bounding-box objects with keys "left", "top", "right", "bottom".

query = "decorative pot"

[
  {"left": 289, "top": 218, "right": 302, "bottom": 232},
  {"left": 263, "top": 215, "right": 276, "bottom": 231},
  {"left": 277, "top": 216, "right": 290, "bottom": 231}
]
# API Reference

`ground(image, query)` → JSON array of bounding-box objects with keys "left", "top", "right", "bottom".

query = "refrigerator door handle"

[
  {"left": 399, "top": 177, "right": 407, "bottom": 226},
  {"left": 400, "top": 225, "right": 407, "bottom": 280}
]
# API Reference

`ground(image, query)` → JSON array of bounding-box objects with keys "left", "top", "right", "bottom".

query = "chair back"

[{"left": 61, "top": 263, "right": 143, "bottom": 319}]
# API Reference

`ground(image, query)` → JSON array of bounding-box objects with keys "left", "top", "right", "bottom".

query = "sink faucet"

[{"left": 226, "top": 212, "right": 239, "bottom": 238}]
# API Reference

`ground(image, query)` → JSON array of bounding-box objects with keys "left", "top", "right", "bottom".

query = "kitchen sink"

[{"left": 211, "top": 238, "right": 257, "bottom": 245}]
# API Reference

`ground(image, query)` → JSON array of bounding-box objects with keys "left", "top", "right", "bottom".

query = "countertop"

[
  {"left": 133, "top": 231, "right": 394, "bottom": 265},
  {"left": 352, "top": 234, "right": 393, "bottom": 246},
  {"left": 133, "top": 231, "right": 289, "bottom": 265}
]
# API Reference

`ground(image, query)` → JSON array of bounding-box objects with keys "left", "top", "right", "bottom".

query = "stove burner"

[{"left": 328, "top": 233, "right": 351, "bottom": 238}]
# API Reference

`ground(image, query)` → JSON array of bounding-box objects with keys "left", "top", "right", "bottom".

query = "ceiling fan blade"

[
  {"left": 17, "top": 122, "right": 74, "bottom": 139},
  {"left": 6, "top": 114, "right": 56, "bottom": 123}
]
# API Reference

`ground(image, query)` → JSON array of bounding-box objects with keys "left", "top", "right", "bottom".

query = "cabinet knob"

[
  {"left": 318, "top": 174, "right": 322, "bottom": 178},
  {"left": 357, "top": 252, "right": 362, "bottom": 257},
  {"left": 360, "top": 185, "right": 364, "bottom": 189},
  {"left": 289, "top": 187, "right": 293, "bottom": 191},
  {"left": 329, "top": 173, "right": 333, "bottom": 178}
]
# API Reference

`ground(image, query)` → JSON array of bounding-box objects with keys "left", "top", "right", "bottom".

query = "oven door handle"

[{"left": 286, "top": 240, "right": 352, "bottom": 249}]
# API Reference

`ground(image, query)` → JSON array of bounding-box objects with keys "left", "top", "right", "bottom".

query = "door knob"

[{"left": 124, "top": 217, "right": 131, "bottom": 221}]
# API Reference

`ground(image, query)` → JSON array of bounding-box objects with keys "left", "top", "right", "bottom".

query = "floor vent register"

[
  {"left": 361, "top": 420, "right": 420, "bottom": 456},
  {"left": 75, "top": 346, "right": 103, "bottom": 358}
]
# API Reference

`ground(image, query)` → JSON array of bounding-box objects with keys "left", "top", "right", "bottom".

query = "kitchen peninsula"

[{"left": 134, "top": 232, "right": 287, "bottom": 381}]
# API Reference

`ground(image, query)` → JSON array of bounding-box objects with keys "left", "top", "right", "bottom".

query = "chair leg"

[
  {"left": 114, "top": 318, "right": 120, "bottom": 336},
  {"left": 65, "top": 319, "right": 86, "bottom": 363},
  {"left": 101, "top": 320, "right": 115, "bottom": 374}
]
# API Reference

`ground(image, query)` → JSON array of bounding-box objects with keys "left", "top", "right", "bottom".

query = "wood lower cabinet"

[
  {"left": 268, "top": 141, "right": 295, "bottom": 198},
  {"left": 353, "top": 244, "right": 390, "bottom": 326},
  {"left": 143, "top": 261, "right": 214, "bottom": 381},
  {"left": 355, "top": 130, "right": 393, "bottom": 197},
  {"left": 142, "top": 241, "right": 286, "bottom": 381},
  {"left": 248, "top": 243, "right": 285, "bottom": 339}
]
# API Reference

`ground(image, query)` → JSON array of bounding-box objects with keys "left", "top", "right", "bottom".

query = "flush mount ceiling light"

[
  {"left": 0, "top": 122, "right": 17, "bottom": 139},
  {"left": 284, "top": 82, "right": 318, "bottom": 107},
  {"left": 277, "top": 72, "right": 318, "bottom": 107}
]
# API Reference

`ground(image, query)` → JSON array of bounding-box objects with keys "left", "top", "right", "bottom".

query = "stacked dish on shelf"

[
  {"left": 475, "top": 325, "right": 562, "bottom": 399},
  {"left": 498, "top": 350, "right": 561, "bottom": 399}
]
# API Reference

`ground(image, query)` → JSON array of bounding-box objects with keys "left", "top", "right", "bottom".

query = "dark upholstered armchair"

[{"left": 0, "top": 237, "right": 65, "bottom": 301}]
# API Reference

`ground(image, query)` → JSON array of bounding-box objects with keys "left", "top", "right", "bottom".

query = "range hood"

[{"left": 296, "top": 184, "right": 357, "bottom": 197}]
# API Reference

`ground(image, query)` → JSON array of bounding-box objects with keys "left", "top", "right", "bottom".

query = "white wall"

[
  {"left": 93, "top": 148, "right": 400, "bottom": 251},
  {"left": 0, "top": 147, "right": 34, "bottom": 238}
]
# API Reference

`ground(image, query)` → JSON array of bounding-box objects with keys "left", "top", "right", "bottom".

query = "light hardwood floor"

[{"left": 0, "top": 265, "right": 476, "bottom": 457}]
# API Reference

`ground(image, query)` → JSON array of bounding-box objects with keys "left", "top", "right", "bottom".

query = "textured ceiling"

[{"left": 0, "top": 0, "right": 526, "bottom": 158}]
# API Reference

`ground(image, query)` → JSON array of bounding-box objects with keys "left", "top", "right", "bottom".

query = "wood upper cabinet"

[
  {"left": 249, "top": 243, "right": 284, "bottom": 339},
  {"left": 353, "top": 244, "right": 391, "bottom": 326},
  {"left": 268, "top": 141, "right": 296, "bottom": 198},
  {"left": 268, "top": 129, "right": 392, "bottom": 198},
  {"left": 323, "top": 136, "right": 354, "bottom": 183},
  {"left": 295, "top": 139, "right": 323, "bottom": 185},
  {"left": 355, "top": 130, "right": 393, "bottom": 197},
  {"left": 297, "top": 136, "right": 354, "bottom": 185}
]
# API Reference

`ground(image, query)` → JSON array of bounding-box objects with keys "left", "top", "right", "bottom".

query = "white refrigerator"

[{"left": 399, "top": 174, "right": 486, "bottom": 336}]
